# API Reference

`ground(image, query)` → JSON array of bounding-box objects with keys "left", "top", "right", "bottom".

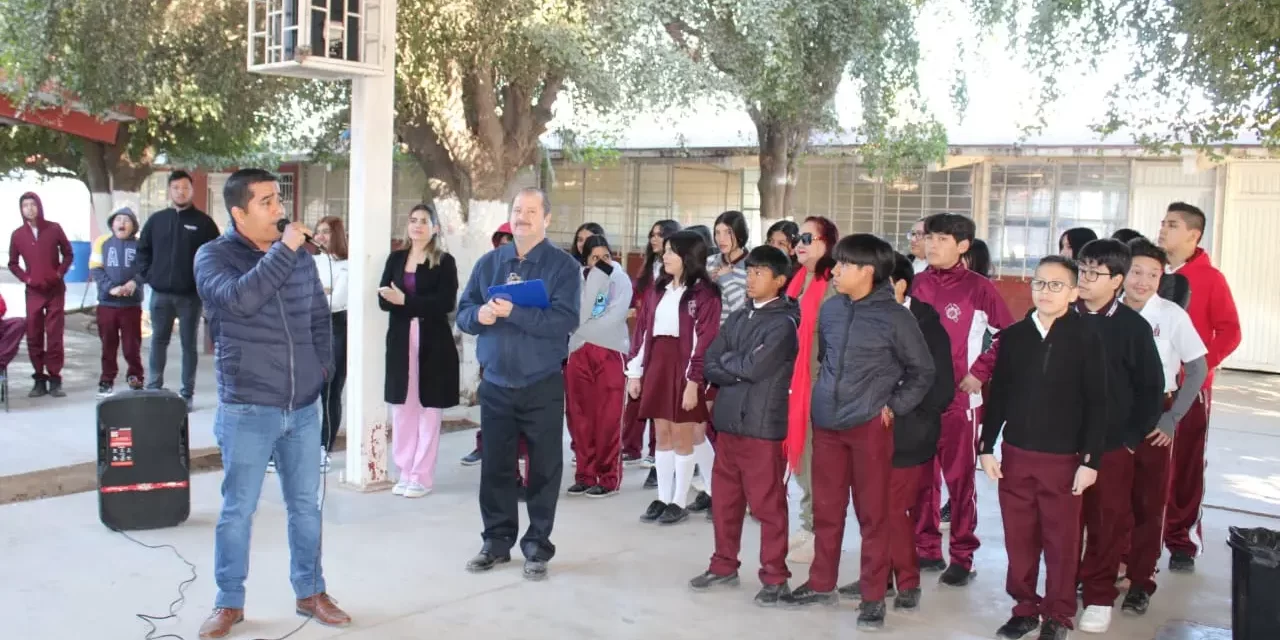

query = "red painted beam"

[{"left": 0, "top": 95, "right": 147, "bottom": 144}]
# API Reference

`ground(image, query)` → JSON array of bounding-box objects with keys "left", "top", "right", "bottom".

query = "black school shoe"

[
  {"left": 643, "top": 468, "right": 658, "bottom": 489},
  {"left": 465, "top": 550, "right": 511, "bottom": 573},
  {"left": 687, "top": 491, "right": 712, "bottom": 513},
  {"left": 1169, "top": 550, "right": 1196, "bottom": 573},
  {"left": 1037, "top": 619, "right": 1069, "bottom": 640},
  {"left": 523, "top": 559, "right": 548, "bottom": 581},
  {"left": 754, "top": 582, "right": 790, "bottom": 607},
  {"left": 657, "top": 503, "right": 689, "bottom": 525},
  {"left": 837, "top": 578, "right": 896, "bottom": 600},
  {"left": 640, "top": 500, "right": 667, "bottom": 523},
  {"left": 584, "top": 486, "right": 617, "bottom": 498},
  {"left": 857, "top": 600, "right": 886, "bottom": 631},
  {"left": 939, "top": 564, "right": 975, "bottom": 586},
  {"left": 1121, "top": 588, "right": 1150, "bottom": 615},
  {"left": 893, "top": 588, "right": 921, "bottom": 611},
  {"left": 996, "top": 615, "right": 1041, "bottom": 639},
  {"left": 919, "top": 557, "right": 947, "bottom": 572},
  {"left": 566, "top": 483, "right": 590, "bottom": 496},
  {"left": 780, "top": 583, "right": 838, "bottom": 607},
  {"left": 688, "top": 570, "right": 740, "bottom": 592}
]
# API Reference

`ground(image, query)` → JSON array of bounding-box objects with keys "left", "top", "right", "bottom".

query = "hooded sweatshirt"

[
  {"left": 8, "top": 192, "right": 73, "bottom": 293},
  {"left": 569, "top": 260, "right": 633, "bottom": 355},
  {"left": 89, "top": 208, "right": 144, "bottom": 307}
]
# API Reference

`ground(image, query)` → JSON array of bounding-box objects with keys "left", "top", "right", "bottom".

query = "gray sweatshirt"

[{"left": 569, "top": 261, "right": 633, "bottom": 355}]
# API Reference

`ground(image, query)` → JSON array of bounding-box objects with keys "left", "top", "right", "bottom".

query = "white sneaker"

[
  {"left": 640, "top": 456, "right": 655, "bottom": 469},
  {"left": 787, "top": 529, "right": 816, "bottom": 564},
  {"left": 392, "top": 479, "right": 409, "bottom": 496},
  {"left": 1079, "top": 605, "right": 1112, "bottom": 633},
  {"left": 403, "top": 482, "right": 430, "bottom": 499}
]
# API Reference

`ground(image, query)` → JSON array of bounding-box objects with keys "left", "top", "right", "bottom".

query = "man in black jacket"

[
  {"left": 839, "top": 253, "right": 954, "bottom": 612},
  {"left": 688, "top": 246, "right": 799, "bottom": 607},
  {"left": 136, "top": 170, "right": 221, "bottom": 411}
]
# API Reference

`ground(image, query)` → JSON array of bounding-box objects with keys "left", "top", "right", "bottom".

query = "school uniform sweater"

[
  {"left": 981, "top": 310, "right": 1110, "bottom": 469},
  {"left": 1075, "top": 298, "right": 1166, "bottom": 452}
]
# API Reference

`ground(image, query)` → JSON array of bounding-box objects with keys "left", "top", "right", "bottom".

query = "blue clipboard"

[{"left": 486, "top": 279, "right": 550, "bottom": 309}]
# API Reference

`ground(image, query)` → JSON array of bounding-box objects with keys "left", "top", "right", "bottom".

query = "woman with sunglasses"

[{"left": 782, "top": 216, "right": 841, "bottom": 564}]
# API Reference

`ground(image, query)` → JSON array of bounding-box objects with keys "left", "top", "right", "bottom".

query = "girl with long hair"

[
  {"left": 571, "top": 222, "right": 606, "bottom": 264},
  {"left": 314, "top": 215, "right": 349, "bottom": 471},
  {"left": 783, "top": 216, "right": 840, "bottom": 564},
  {"left": 626, "top": 230, "right": 721, "bottom": 525},
  {"left": 379, "top": 204, "right": 460, "bottom": 498},
  {"left": 623, "top": 219, "right": 681, "bottom": 476},
  {"left": 1059, "top": 227, "right": 1098, "bottom": 259},
  {"left": 963, "top": 238, "right": 993, "bottom": 279},
  {"left": 767, "top": 220, "right": 800, "bottom": 260}
]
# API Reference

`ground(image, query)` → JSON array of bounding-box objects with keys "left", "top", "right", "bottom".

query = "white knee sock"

[
  {"left": 656, "top": 450, "right": 676, "bottom": 504},
  {"left": 673, "top": 453, "right": 697, "bottom": 508},
  {"left": 693, "top": 439, "right": 715, "bottom": 496}
]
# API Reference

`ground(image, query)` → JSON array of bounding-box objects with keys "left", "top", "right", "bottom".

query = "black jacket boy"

[
  {"left": 704, "top": 297, "right": 800, "bottom": 441},
  {"left": 1075, "top": 299, "right": 1165, "bottom": 452},
  {"left": 894, "top": 298, "right": 955, "bottom": 468}
]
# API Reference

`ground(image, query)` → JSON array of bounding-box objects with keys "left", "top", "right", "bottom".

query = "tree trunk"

[{"left": 751, "top": 111, "right": 805, "bottom": 220}]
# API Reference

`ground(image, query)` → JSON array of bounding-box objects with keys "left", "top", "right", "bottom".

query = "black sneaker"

[
  {"left": 996, "top": 615, "right": 1041, "bottom": 639},
  {"left": 919, "top": 557, "right": 947, "bottom": 572},
  {"left": 465, "top": 550, "right": 511, "bottom": 573},
  {"left": 640, "top": 500, "right": 667, "bottom": 523},
  {"left": 688, "top": 491, "right": 712, "bottom": 513},
  {"left": 940, "top": 500, "right": 952, "bottom": 523},
  {"left": 657, "top": 503, "right": 689, "bottom": 525},
  {"left": 48, "top": 380, "right": 66, "bottom": 398},
  {"left": 837, "top": 578, "right": 896, "bottom": 601},
  {"left": 28, "top": 379, "right": 48, "bottom": 398},
  {"left": 584, "top": 486, "right": 617, "bottom": 499},
  {"left": 754, "top": 582, "right": 790, "bottom": 607},
  {"left": 857, "top": 600, "right": 886, "bottom": 631},
  {"left": 622, "top": 452, "right": 642, "bottom": 466},
  {"left": 780, "top": 583, "right": 838, "bottom": 607},
  {"left": 523, "top": 559, "right": 548, "bottom": 581},
  {"left": 893, "top": 587, "right": 921, "bottom": 611},
  {"left": 643, "top": 468, "right": 657, "bottom": 489},
  {"left": 939, "top": 564, "right": 975, "bottom": 587},
  {"left": 460, "top": 448, "right": 482, "bottom": 466},
  {"left": 566, "top": 483, "right": 590, "bottom": 496},
  {"left": 97, "top": 382, "right": 114, "bottom": 397},
  {"left": 1169, "top": 550, "right": 1195, "bottom": 573},
  {"left": 688, "top": 570, "right": 739, "bottom": 592},
  {"left": 1121, "top": 588, "right": 1150, "bottom": 615},
  {"left": 1037, "top": 619, "right": 1068, "bottom": 640},
  {"left": 127, "top": 376, "right": 144, "bottom": 390}
]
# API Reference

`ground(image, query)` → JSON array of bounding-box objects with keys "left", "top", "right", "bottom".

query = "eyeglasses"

[
  {"left": 1080, "top": 268, "right": 1115, "bottom": 283},
  {"left": 1031, "top": 279, "right": 1071, "bottom": 293},
  {"left": 797, "top": 233, "right": 816, "bottom": 246},
  {"left": 905, "top": 231, "right": 924, "bottom": 242}
]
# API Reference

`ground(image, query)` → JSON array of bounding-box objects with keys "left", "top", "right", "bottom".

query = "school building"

[{"left": 135, "top": 144, "right": 1280, "bottom": 373}]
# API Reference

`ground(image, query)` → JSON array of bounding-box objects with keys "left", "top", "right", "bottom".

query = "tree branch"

[
  {"left": 468, "top": 62, "right": 506, "bottom": 158},
  {"left": 663, "top": 20, "right": 702, "bottom": 63}
]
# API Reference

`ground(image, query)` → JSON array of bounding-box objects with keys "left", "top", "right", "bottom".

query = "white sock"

[
  {"left": 693, "top": 439, "right": 715, "bottom": 496},
  {"left": 656, "top": 450, "right": 676, "bottom": 504},
  {"left": 673, "top": 453, "right": 696, "bottom": 508}
]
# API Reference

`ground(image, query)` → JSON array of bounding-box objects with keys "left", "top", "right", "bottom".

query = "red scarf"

[{"left": 784, "top": 267, "right": 828, "bottom": 471}]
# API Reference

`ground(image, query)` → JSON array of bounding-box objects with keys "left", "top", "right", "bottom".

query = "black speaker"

[{"left": 97, "top": 390, "right": 191, "bottom": 531}]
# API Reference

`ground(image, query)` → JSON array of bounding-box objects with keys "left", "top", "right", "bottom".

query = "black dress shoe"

[
  {"left": 566, "top": 483, "right": 590, "bottom": 496},
  {"left": 465, "top": 550, "right": 511, "bottom": 573},
  {"left": 754, "top": 582, "right": 791, "bottom": 607},
  {"left": 523, "top": 559, "right": 548, "bottom": 581},
  {"left": 640, "top": 500, "right": 666, "bottom": 523},
  {"left": 939, "top": 564, "right": 975, "bottom": 586},
  {"left": 893, "top": 587, "right": 921, "bottom": 611},
  {"left": 1121, "top": 588, "right": 1150, "bottom": 615},
  {"left": 643, "top": 468, "right": 657, "bottom": 489},
  {"left": 996, "top": 615, "right": 1041, "bottom": 639},
  {"left": 28, "top": 379, "right": 48, "bottom": 398},
  {"left": 48, "top": 380, "right": 66, "bottom": 398},
  {"left": 657, "top": 503, "right": 689, "bottom": 525},
  {"left": 688, "top": 570, "right": 739, "bottom": 592},
  {"left": 687, "top": 491, "right": 712, "bottom": 513},
  {"left": 857, "top": 600, "right": 886, "bottom": 631}
]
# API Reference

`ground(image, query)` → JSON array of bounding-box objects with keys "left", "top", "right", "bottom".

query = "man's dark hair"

[
  {"left": 1076, "top": 238, "right": 1131, "bottom": 279},
  {"left": 1111, "top": 228, "right": 1144, "bottom": 244},
  {"left": 744, "top": 245, "right": 791, "bottom": 278},
  {"left": 1037, "top": 255, "right": 1079, "bottom": 285},
  {"left": 168, "top": 170, "right": 193, "bottom": 185},
  {"left": 832, "top": 233, "right": 896, "bottom": 287},
  {"left": 923, "top": 212, "right": 976, "bottom": 244},
  {"left": 1167, "top": 201, "right": 1206, "bottom": 239},
  {"left": 513, "top": 187, "right": 551, "bottom": 215},
  {"left": 1127, "top": 237, "right": 1168, "bottom": 268},
  {"left": 223, "top": 168, "right": 278, "bottom": 216},
  {"left": 891, "top": 252, "right": 915, "bottom": 290}
]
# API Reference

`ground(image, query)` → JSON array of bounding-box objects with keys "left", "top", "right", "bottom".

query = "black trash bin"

[{"left": 1228, "top": 526, "right": 1280, "bottom": 640}]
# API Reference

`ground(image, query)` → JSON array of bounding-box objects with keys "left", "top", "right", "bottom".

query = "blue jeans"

[{"left": 213, "top": 399, "right": 325, "bottom": 609}]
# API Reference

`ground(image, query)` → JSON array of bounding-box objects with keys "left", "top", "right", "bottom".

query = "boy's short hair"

[
  {"left": 1076, "top": 238, "right": 1131, "bottom": 278},
  {"left": 1127, "top": 237, "right": 1167, "bottom": 268},
  {"left": 1111, "top": 228, "right": 1144, "bottom": 244},
  {"left": 1037, "top": 255, "right": 1079, "bottom": 285},
  {"left": 1167, "top": 201, "right": 1206, "bottom": 238},
  {"left": 890, "top": 252, "right": 914, "bottom": 289},
  {"left": 744, "top": 245, "right": 792, "bottom": 278},
  {"left": 832, "top": 233, "right": 895, "bottom": 287},
  {"left": 923, "top": 212, "right": 977, "bottom": 244},
  {"left": 168, "top": 170, "right": 193, "bottom": 185}
]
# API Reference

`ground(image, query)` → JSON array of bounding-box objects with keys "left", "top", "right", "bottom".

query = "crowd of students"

[{"left": 518, "top": 202, "right": 1238, "bottom": 639}]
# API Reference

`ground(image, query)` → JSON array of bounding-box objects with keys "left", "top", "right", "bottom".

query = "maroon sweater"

[
  {"left": 8, "top": 192, "right": 73, "bottom": 293},
  {"left": 628, "top": 281, "right": 721, "bottom": 384}
]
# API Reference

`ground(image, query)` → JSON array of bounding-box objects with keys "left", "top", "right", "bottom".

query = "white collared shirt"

[
  {"left": 1135, "top": 295, "right": 1208, "bottom": 392},
  {"left": 652, "top": 283, "right": 686, "bottom": 337}
]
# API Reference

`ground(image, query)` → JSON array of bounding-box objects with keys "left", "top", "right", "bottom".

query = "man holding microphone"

[
  {"left": 193, "top": 168, "right": 349, "bottom": 638},
  {"left": 457, "top": 188, "right": 582, "bottom": 581}
]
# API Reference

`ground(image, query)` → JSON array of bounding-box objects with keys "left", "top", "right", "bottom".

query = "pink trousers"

[{"left": 392, "top": 319, "right": 443, "bottom": 488}]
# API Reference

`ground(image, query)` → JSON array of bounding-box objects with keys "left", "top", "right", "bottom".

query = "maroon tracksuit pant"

[
  {"left": 1165, "top": 388, "right": 1211, "bottom": 556},
  {"left": 1079, "top": 448, "right": 1135, "bottom": 608},
  {"left": 1119, "top": 393, "right": 1176, "bottom": 594},
  {"left": 915, "top": 406, "right": 980, "bottom": 569},
  {"left": 622, "top": 397, "right": 654, "bottom": 459},
  {"left": 709, "top": 432, "right": 790, "bottom": 585},
  {"left": 810, "top": 416, "right": 892, "bottom": 601},
  {"left": 564, "top": 343, "right": 625, "bottom": 490},
  {"left": 97, "top": 306, "right": 143, "bottom": 384},
  {"left": 25, "top": 287, "right": 65, "bottom": 381},
  {"left": 0, "top": 317, "right": 24, "bottom": 370},
  {"left": 889, "top": 463, "right": 925, "bottom": 591},
  {"left": 999, "top": 444, "right": 1083, "bottom": 627}
]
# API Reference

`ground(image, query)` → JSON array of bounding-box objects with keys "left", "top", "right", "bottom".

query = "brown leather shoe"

[
  {"left": 296, "top": 593, "right": 351, "bottom": 627},
  {"left": 198, "top": 608, "right": 244, "bottom": 639}
]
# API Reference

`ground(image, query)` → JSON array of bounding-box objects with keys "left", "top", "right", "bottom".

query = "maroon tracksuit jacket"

[{"left": 8, "top": 193, "right": 73, "bottom": 381}]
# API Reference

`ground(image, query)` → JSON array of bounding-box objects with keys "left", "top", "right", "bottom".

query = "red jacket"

[
  {"left": 8, "top": 192, "right": 73, "bottom": 293},
  {"left": 1176, "top": 248, "right": 1241, "bottom": 387},
  {"left": 627, "top": 281, "right": 721, "bottom": 384}
]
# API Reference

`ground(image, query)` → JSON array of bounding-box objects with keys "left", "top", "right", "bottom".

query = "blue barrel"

[{"left": 63, "top": 240, "right": 92, "bottom": 283}]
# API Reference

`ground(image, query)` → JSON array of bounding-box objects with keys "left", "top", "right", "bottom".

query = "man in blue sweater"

[
  {"left": 457, "top": 188, "right": 582, "bottom": 581},
  {"left": 193, "top": 169, "right": 348, "bottom": 639}
]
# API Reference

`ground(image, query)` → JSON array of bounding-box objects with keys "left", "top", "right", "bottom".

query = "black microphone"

[{"left": 276, "top": 218, "right": 323, "bottom": 251}]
